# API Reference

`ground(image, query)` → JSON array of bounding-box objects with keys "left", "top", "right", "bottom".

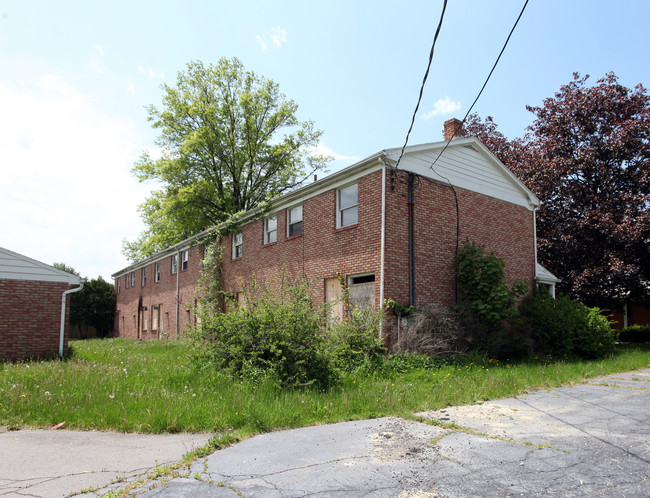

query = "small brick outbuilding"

[
  {"left": 113, "top": 123, "right": 558, "bottom": 345},
  {"left": 0, "top": 247, "right": 82, "bottom": 361}
]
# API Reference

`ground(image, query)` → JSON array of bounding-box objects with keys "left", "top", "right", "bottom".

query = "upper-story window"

[
  {"left": 287, "top": 205, "right": 303, "bottom": 237},
  {"left": 171, "top": 254, "right": 178, "bottom": 274},
  {"left": 141, "top": 267, "right": 147, "bottom": 287},
  {"left": 264, "top": 216, "right": 277, "bottom": 244},
  {"left": 337, "top": 183, "right": 358, "bottom": 228},
  {"left": 155, "top": 262, "right": 161, "bottom": 282},
  {"left": 232, "top": 232, "right": 243, "bottom": 259},
  {"left": 125, "top": 274, "right": 129, "bottom": 289},
  {"left": 181, "top": 250, "right": 189, "bottom": 271},
  {"left": 131, "top": 271, "right": 136, "bottom": 287},
  {"left": 117, "top": 277, "right": 121, "bottom": 293}
]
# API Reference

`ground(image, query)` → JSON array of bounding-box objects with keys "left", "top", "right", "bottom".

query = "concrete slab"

[{"left": 0, "top": 430, "right": 213, "bottom": 497}]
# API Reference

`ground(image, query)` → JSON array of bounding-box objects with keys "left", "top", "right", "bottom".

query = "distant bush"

[
  {"left": 618, "top": 325, "right": 650, "bottom": 343},
  {"left": 519, "top": 291, "right": 615, "bottom": 359}
]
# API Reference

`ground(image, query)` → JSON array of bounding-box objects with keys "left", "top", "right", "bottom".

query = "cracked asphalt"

[
  {"left": 1, "top": 369, "right": 648, "bottom": 497},
  {"left": 139, "top": 369, "right": 649, "bottom": 497}
]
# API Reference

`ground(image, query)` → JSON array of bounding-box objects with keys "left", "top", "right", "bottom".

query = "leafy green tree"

[
  {"left": 53, "top": 264, "right": 116, "bottom": 338},
  {"left": 464, "top": 72, "right": 650, "bottom": 308},
  {"left": 124, "top": 58, "right": 329, "bottom": 260}
]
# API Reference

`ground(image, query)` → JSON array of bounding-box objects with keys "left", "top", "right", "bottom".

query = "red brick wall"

[
  {"left": 220, "top": 170, "right": 384, "bottom": 308},
  {"left": 0, "top": 279, "right": 72, "bottom": 361},
  {"left": 114, "top": 245, "right": 204, "bottom": 339},
  {"left": 114, "top": 166, "right": 536, "bottom": 344},
  {"left": 383, "top": 172, "right": 536, "bottom": 309}
]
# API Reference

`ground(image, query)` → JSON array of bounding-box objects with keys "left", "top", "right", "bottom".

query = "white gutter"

[
  {"left": 379, "top": 157, "right": 387, "bottom": 338},
  {"left": 59, "top": 281, "right": 84, "bottom": 358}
]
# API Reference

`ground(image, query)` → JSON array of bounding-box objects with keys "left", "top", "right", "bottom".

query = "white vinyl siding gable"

[{"left": 394, "top": 140, "right": 538, "bottom": 210}]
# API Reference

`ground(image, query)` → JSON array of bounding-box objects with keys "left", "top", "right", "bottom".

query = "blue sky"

[{"left": 1, "top": 0, "right": 648, "bottom": 280}]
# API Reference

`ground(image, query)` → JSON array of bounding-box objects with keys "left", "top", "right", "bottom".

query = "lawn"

[{"left": 1, "top": 338, "right": 648, "bottom": 442}]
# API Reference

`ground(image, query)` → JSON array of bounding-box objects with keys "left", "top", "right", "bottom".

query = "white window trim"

[
  {"left": 141, "top": 267, "right": 147, "bottom": 287},
  {"left": 181, "top": 250, "right": 189, "bottom": 271},
  {"left": 232, "top": 232, "right": 243, "bottom": 259},
  {"left": 171, "top": 254, "right": 178, "bottom": 274},
  {"left": 155, "top": 262, "right": 161, "bottom": 282},
  {"left": 264, "top": 215, "right": 277, "bottom": 245},
  {"left": 337, "top": 183, "right": 359, "bottom": 229},
  {"left": 287, "top": 205, "right": 303, "bottom": 237}
]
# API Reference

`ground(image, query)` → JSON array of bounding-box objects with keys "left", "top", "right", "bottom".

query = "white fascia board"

[
  {"left": 0, "top": 247, "right": 82, "bottom": 285},
  {"left": 111, "top": 227, "right": 218, "bottom": 279}
]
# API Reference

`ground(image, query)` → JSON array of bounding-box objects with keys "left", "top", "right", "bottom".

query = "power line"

[
  {"left": 393, "top": 0, "right": 448, "bottom": 171},
  {"left": 429, "top": 0, "right": 530, "bottom": 173}
]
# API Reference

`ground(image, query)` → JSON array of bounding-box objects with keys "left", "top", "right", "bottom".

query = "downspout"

[
  {"left": 176, "top": 250, "right": 181, "bottom": 335},
  {"left": 533, "top": 206, "right": 538, "bottom": 281},
  {"left": 59, "top": 281, "right": 84, "bottom": 358},
  {"left": 407, "top": 172, "right": 416, "bottom": 307},
  {"left": 379, "top": 158, "right": 387, "bottom": 338}
]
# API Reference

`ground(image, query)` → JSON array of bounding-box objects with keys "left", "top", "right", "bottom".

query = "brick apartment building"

[
  {"left": 1, "top": 247, "right": 82, "bottom": 361},
  {"left": 112, "top": 120, "right": 559, "bottom": 343}
]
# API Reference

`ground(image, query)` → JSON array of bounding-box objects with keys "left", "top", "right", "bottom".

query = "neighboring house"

[
  {"left": 0, "top": 247, "right": 82, "bottom": 361},
  {"left": 113, "top": 119, "right": 558, "bottom": 345}
]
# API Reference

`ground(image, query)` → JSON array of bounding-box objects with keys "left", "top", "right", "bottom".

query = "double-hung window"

[
  {"left": 181, "top": 250, "right": 189, "bottom": 271},
  {"left": 264, "top": 216, "right": 277, "bottom": 244},
  {"left": 171, "top": 254, "right": 178, "bottom": 274},
  {"left": 232, "top": 232, "right": 243, "bottom": 259},
  {"left": 287, "top": 205, "right": 303, "bottom": 237},
  {"left": 141, "top": 267, "right": 147, "bottom": 287},
  {"left": 155, "top": 262, "right": 161, "bottom": 282},
  {"left": 117, "top": 278, "right": 121, "bottom": 293},
  {"left": 131, "top": 271, "right": 135, "bottom": 287},
  {"left": 337, "top": 183, "right": 358, "bottom": 228},
  {"left": 125, "top": 274, "right": 129, "bottom": 289}
]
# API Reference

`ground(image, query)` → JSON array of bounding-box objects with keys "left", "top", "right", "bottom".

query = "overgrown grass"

[{"left": 1, "top": 339, "right": 647, "bottom": 441}]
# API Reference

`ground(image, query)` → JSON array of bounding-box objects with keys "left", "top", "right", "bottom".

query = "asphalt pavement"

[{"left": 1, "top": 368, "right": 648, "bottom": 497}]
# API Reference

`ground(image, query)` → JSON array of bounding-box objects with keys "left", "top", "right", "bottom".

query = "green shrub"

[
  {"left": 518, "top": 291, "right": 615, "bottom": 359},
  {"left": 328, "top": 307, "right": 386, "bottom": 371},
  {"left": 191, "top": 277, "right": 338, "bottom": 390},
  {"left": 453, "top": 241, "right": 527, "bottom": 327},
  {"left": 618, "top": 325, "right": 650, "bottom": 343}
]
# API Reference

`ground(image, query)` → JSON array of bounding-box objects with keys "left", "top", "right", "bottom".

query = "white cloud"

[
  {"left": 127, "top": 82, "right": 136, "bottom": 95},
  {"left": 94, "top": 44, "right": 104, "bottom": 56},
  {"left": 308, "top": 142, "right": 359, "bottom": 163},
  {"left": 422, "top": 97, "right": 461, "bottom": 120},
  {"left": 148, "top": 68, "right": 156, "bottom": 78},
  {"left": 0, "top": 75, "right": 154, "bottom": 279},
  {"left": 256, "top": 26, "right": 288, "bottom": 52}
]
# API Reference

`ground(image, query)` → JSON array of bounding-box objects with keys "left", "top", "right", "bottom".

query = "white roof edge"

[
  {"left": 112, "top": 153, "right": 387, "bottom": 277},
  {"left": 0, "top": 247, "right": 82, "bottom": 285},
  {"left": 536, "top": 263, "right": 561, "bottom": 283}
]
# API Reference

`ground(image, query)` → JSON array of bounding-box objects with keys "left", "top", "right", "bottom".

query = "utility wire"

[
  {"left": 429, "top": 0, "right": 530, "bottom": 173},
  {"left": 393, "top": 0, "right": 448, "bottom": 171}
]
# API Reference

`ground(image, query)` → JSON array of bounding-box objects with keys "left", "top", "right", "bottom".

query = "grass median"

[{"left": 1, "top": 338, "right": 647, "bottom": 441}]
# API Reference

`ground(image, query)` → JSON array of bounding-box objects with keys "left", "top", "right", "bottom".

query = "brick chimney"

[{"left": 443, "top": 118, "right": 465, "bottom": 141}]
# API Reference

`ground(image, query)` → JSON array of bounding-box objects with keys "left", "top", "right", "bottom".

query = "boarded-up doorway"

[{"left": 325, "top": 277, "right": 343, "bottom": 321}]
